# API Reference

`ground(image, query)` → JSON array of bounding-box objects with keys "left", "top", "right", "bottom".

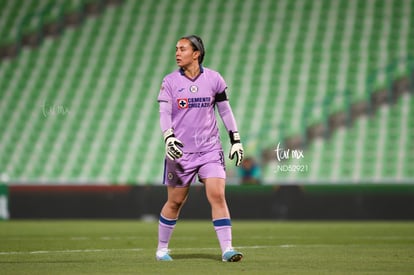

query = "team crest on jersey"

[
  {"left": 189, "top": 85, "right": 198, "bottom": 93},
  {"left": 167, "top": 172, "right": 173, "bottom": 180},
  {"left": 177, "top": 98, "right": 189, "bottom": 109}
]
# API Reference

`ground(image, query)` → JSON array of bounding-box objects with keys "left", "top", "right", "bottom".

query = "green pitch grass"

[{"left": 0, "top": 221, "right": 413, "bottom": 274}]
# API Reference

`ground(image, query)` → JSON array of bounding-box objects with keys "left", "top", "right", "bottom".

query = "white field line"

[
  {"left": 2, "top": 237, "right": 413, "bottom": 256},
  {"left": 0, "top": 248, "right": 143, "bottom": 256}
]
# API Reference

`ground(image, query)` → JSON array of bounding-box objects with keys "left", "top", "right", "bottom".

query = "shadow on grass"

[{"left": 172, "top": 253, "right": 220, "bottom": 261}]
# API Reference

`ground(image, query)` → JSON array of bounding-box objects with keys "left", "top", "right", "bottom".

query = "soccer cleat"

[
  {"left": 222, "top": 249, "right": 243, "bottom": 262},
  {"left": 156, "top": 248, "right": 173, "bottom": 261}
]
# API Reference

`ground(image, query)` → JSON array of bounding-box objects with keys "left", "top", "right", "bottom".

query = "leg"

[
  {"left": 202, "top": 177, "right": 229, "bottom": 220},
  {"left": 156, "top": 186, "right": 189, "bottom": 261},
  {"left": 203, "top": 177, "right": 243, "bottom": 262},
  {"left": 161, "top": 185, "right": 190, "bottom": 219}
]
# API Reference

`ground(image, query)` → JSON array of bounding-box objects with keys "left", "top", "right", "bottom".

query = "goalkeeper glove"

[
  {"left": 164, "top": 128, "right": 184, "bottom": 161},
  {"left": 229, "top": 131, "right": 244, "bottom": 166}
]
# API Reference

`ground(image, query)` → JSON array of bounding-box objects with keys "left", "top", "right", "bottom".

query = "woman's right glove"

[{"left": 164, "top": 128, "right": 184, "bottom": 161}]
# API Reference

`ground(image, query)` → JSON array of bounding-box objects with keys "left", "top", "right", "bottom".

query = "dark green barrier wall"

[{"left": 8, "top": 184, "right": 414, "bottom": 220}]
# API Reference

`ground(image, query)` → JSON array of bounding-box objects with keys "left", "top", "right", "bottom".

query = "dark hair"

[{"left": 181, "top": 35, "right": 205, "bottom": 64}]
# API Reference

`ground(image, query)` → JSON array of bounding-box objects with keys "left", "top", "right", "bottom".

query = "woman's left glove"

[{"left": 229, "top": 131, "right": 244, "bottom": 166}]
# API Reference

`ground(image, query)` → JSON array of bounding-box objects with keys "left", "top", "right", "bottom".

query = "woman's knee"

[
  {"left": 167, "top": 197, "right": 187, "bottom": 211},
  {"left": 207, "top": 190, "right": 226, "bottom": 205}
]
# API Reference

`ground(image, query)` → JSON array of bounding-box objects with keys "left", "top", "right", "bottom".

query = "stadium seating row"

[{"left": 0, "top": 0, "right": 413, "bottom": 184}]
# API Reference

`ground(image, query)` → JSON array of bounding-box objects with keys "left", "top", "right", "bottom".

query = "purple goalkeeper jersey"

[{"left": 158, "top": 67, "right": 226, "bottom": 153}]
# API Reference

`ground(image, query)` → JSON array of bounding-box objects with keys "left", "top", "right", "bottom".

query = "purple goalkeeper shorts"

[{"left": 162, "top": 149, "right": 226, "bottom": 187}]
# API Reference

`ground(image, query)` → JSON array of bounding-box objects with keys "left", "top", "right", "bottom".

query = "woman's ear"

[{"left": 192, "top": 50, "right": 200, "bottom": 62}]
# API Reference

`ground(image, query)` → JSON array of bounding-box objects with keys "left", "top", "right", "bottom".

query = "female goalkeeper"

[{"left": 156, "top": 35, "right": 244, "bottom": 262}]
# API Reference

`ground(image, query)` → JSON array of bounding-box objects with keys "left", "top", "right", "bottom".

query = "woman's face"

[{"left": 175, "top": 39, "right": 199, "bottom": 67}]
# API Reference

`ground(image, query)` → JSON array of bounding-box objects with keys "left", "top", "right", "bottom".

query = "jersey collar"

[{"left": 179, "top": 66, "right": 204, "bottom": 82}]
